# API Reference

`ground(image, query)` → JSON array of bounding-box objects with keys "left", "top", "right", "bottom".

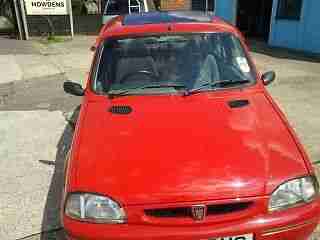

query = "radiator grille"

[{"left": 145, "top": 202, "right": 253, "bottom": 219}]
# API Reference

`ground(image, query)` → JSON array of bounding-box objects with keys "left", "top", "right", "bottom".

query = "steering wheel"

[{"left": 119, "top": 70, "right": 157, "bottom": 84}]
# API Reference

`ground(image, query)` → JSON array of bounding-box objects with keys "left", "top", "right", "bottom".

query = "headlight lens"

[
  {"left": 269, "top": 176, "right": 319, "bottom": 211},
  {"left": 65, "top": 193, "right": 127, "bottom": 223}
]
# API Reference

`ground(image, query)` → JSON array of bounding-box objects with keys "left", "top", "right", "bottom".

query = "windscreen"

[{"left": 93, "top": 33, "right": 256, "bottom": 95}]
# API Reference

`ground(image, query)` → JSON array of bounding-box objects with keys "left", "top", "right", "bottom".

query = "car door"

[{"left": 102, "top": 0, "right": 147, "bottom": 24}]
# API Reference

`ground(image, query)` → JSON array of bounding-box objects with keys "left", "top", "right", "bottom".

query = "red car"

[{"left": 62, "top": 11, "right": 320, "bottom": 240}]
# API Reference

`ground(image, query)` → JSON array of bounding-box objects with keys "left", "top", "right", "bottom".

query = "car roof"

[
  {"left": 122, "top": 11, "right": 214, "bottom": 25},
  {"left": 97, "top": 11, "right": 241, "bottom": 41}
]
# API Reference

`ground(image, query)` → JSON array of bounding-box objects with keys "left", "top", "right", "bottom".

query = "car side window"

[{"left": 105, "top": 0, "right": 129, "bottom": 15}]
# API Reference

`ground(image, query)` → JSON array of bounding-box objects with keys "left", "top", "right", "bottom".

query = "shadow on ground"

[
  {"left": 0, "top": 74, "right": 80, "bottom": 112},
  {"left": 0, "top": 71, "right": 81, "bottom": 239},
  {"left": 40, "top": 106, "right": 80, "bottom": 240},
  {"left": 249, "top": 39, "right": 320, "bottom": 63}
]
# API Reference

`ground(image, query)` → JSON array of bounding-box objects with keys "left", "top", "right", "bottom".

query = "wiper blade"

[
  {"left": 212, "top": 79, "right": 251, "bottom": 87},
  {"left": 142, "top": 83, "right": 186, "bottom": 89},
  {"left": 184, "top": 79, "right": 251, "bottom": 96},
  {"left": 108, "top": 83, "right": 186, "bottom": 98}
]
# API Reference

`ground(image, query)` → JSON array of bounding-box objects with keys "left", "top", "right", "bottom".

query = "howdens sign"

[{"left": 25, "top": 0, "right": 68, "bottom": 15}]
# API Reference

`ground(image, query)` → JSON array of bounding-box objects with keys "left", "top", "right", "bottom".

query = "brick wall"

[{"left": 160, "top": 0, "right": 192, "bottom": 10}]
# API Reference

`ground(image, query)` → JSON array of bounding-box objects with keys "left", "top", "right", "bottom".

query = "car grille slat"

[
  {"left": 144, "top": 202, "right": 253, "bottom": 219},
  {"left": 145, "top": 207, "right": 190, "bottom": 218},
  {"left": 207, "top": 202, "right": 252, "bottom": 215}
]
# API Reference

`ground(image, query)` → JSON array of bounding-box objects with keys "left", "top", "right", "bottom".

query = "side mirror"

[
  {"left": 262, "top": 71, "right": 276, "bottom": 86},
  {"left": 63, "top": 81, "right": 85, "bottom": 96}
]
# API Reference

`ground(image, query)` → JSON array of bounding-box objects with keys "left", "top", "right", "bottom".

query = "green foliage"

[{"left": 41, "top": 35, "right": 68, "bottom": 44}]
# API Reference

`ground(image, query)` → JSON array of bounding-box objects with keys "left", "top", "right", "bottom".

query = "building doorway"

[
  {"left": 192, "top": 0, "right": 215, "bottom": 12},
  {"left": 236, "top": 0, "right": 273, "bottom": 41}
]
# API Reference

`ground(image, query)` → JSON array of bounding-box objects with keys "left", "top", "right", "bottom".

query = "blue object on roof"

[{"left": 122, "top": 11, "right": 214, "bottom": 26}]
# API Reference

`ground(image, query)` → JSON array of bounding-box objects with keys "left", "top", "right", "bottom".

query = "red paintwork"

[{"left": 62, "top": 15, "right": 320, "bottom": 240}]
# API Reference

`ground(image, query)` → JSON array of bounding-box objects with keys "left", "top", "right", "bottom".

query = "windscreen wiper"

[
  {"left": 108, "top": 83, "right": 186, "bottom": 98},
  {"left": 184, "top": 79, "right": 251, "bottom": 96}
]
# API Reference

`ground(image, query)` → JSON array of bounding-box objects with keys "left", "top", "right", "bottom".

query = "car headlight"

[
  {"left": 269, "top": 176, "right": 319, "bottom": 211},
  {"left": 64, "top": 193, "right": 127, "bottom": 223}
]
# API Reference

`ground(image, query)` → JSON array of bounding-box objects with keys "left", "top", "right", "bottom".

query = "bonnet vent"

[
  {"left": 109, "top": 106, "right": 132, "bottom": 115},
  {"left": 228, "top": 99, "right": 249, "bottom": 108}
]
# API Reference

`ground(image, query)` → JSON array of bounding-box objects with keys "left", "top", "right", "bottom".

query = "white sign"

[{"left": 25, "top": 0, "right": 68, "bottom": 15}]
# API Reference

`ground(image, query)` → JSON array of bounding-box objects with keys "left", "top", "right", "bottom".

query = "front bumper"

[{"left": 63, "top": 199, "right": 320, "bottom": 240}]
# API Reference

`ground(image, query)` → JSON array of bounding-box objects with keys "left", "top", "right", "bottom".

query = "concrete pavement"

[
  {"left": 0, "top": 55, "right": 23, "bottom": 84},
  {"left": 0, "top": 36, "right": 95, "bottom": 86},
  {"left": 0, "top": 110, "right": 66, "bottom": 239},
  {"left": 0, "top": 36, "right": 320, "bottom": 240},
  {"left": 0, "top": 36, "right": 88, "bottom": 240}
]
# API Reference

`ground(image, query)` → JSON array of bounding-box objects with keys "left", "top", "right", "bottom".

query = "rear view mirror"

[
  {"left": 262, "top": 71, "right": 276, "bottom": 86},
  {"left": 63, "top": 81, "right": 85, "bottom": 96}
]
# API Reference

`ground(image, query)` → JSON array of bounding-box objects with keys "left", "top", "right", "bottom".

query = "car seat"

[
  {"left": 115, "top": 39, "right": 158, "bottom": 84},
  {"left": 179, "top": 38, "right": 220, "bottom": 89}
]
